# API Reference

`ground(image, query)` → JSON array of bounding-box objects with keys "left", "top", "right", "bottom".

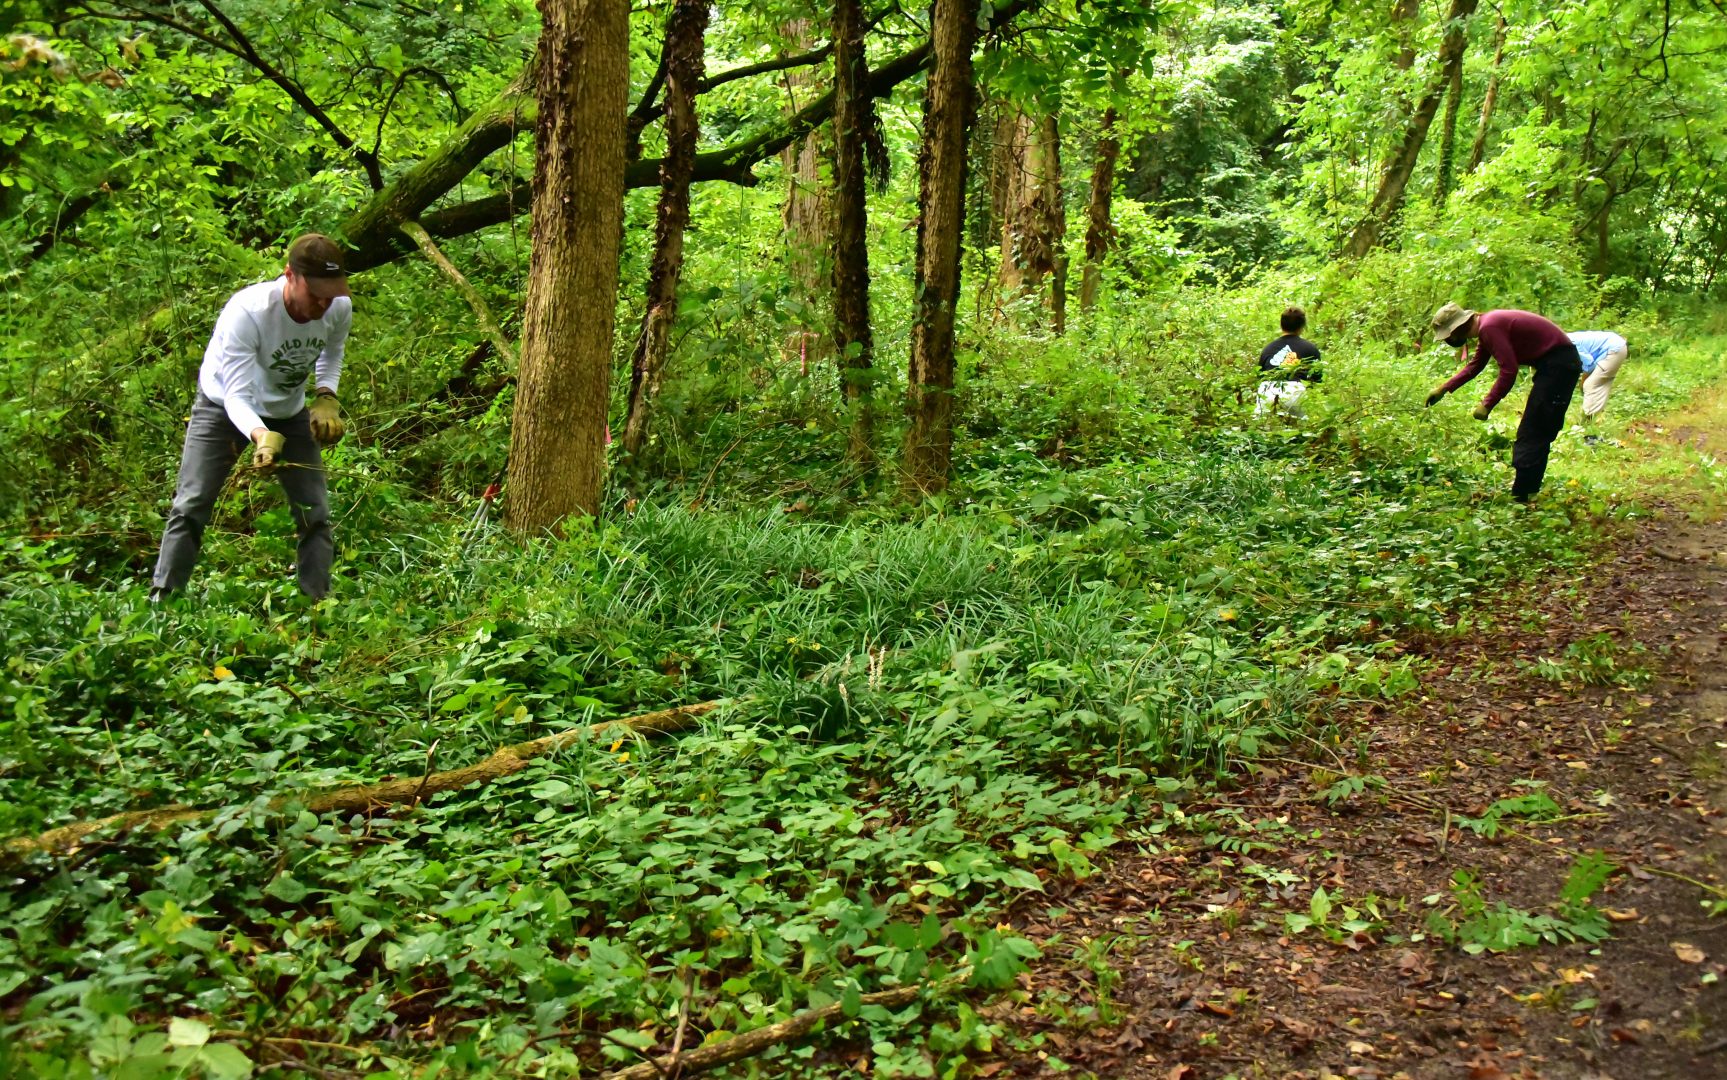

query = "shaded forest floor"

[{"left": 988, "top": 428, "right": 1727, "bottom": 1078}]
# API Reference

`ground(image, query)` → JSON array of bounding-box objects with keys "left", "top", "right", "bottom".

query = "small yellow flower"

[
  {"left": 609, "top": 737, "right": 625, "bottom": 752},
  {"left": 1217, "top": 609, "right": 1238, "bottom": 623},
  {"left": 617, "top": 752, "right": 630, "bottom": 764},
  {"left": 212, "top": 664, "right": 234, "bottom": 681}
]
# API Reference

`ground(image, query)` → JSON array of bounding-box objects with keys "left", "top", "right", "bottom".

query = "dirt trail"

[{"left": 991, "top": 503, "right": 1727, "bottom": 1078}]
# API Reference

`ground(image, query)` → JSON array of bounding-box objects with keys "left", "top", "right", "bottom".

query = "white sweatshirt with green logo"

[{"left": 198, "top": 277, "right": 350, "bottom": 437}]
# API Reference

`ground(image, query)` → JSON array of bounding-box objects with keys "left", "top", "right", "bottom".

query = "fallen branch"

[
  {"left": 598, "top": 985, "right": 923, "bottom": 1080},
  {"left": 2, "top": 700, "right": 724, "bottom": 866},
  {"left": 399, "top": 219, "right": 519, "bottom": 368}
]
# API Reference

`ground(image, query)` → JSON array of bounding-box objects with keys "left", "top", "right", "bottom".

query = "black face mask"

[{"left": 1444, "top": 331, "right": 1469, "bottom": 349}]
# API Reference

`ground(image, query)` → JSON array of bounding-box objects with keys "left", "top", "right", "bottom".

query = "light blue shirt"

[{"left": 1568, "top": 330, "right": 1626, "bottom": 374}]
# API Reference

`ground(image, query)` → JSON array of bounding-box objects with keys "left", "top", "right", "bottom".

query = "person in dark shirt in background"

[
  {"left": 1424, "top": 302, "right": 1581, "bottom": 503},
  {"left": 1255, "top": 306, "right": 1322, "bottom": 418}
]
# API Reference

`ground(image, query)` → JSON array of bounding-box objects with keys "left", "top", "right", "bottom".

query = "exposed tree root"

[
  {"left": 1, "top": 700, "right": 724, "bottom": 866},
  {"left": 599, "top": 985, "right": 923, "bottom": 1080}
]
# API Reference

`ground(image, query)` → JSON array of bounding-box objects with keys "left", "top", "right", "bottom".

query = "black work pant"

[{"left": 1510, "top": 342, "right": 1582, "bottom": 499}]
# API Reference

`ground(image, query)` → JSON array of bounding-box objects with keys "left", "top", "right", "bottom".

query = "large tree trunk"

[
  {"left": 1432, "top": 59, "right": 1463, "bottom": 204},
  {"left": 1078, "top": 107, "right": 1118, "bottom": 312},
  {"left": 504, "top": 0, "right": 629, "bottom": 534},
  {"left": 780, "top": 19, "right": 832, "bottom": 372},
  {"left": 621, "top": 0, "right": 709, "bottom": 465},
  {"left": 831, "top": 0, "right": 876, "bottom": 469},
  {"left": 903, "top": 0, "right": 981, "bottom": 496},
  {"left": 997, "top": 107, "right": 1063, "bottom": 311},
  {"left": 1343, "top": 0, "right": 1478, "bottom": 258},
  {"left": 1465, "top": 15, "right": 1507, "bottom": 174}
]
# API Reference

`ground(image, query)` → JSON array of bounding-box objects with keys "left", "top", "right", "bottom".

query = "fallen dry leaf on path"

[{"left": 1672, "top": 941, "right": 1706, "bottom": 963}]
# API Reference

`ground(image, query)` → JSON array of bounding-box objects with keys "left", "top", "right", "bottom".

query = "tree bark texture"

[
  {"left": 780, "top": 18, "right": 832, "bottom": 335},
  {"left": 1078, "top": 107, "right": 1118, "bottom": 312},
  {"left": 903, "top": 0, "right": 981, "bottom": 496},
  {"left": 831, "top": 0, "right": 876, "bottom": 469},
  {"left": 1432, "top": 58, "right": 1463, "bottom": 204},
  {"left": 505, "top": 0, "right": 630, "bottom": 534},
  {"left": 997, "top": 107, "right": 1065, "bottom": 322},
  {"left": 1344, "top": 0, "right": 1478, "bottom": 258},
  {"left": 1465, "top": 15, "right": 1507, "bottom": 174},
  {"left": 622, "top": 0, "right": 710, "bottom": 464},
  {"left": 1045, "top": 112, "right": 1068, "bottom": 335}
]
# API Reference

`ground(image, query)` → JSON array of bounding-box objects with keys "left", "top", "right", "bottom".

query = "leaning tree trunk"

[
  {"left": 1343, "top": 0, "right": 1478, "bottom": 258},
  {"left": 903, "top": 0, "right": 980, "bottom": 496},
  {"left": 831, "top": 0, "right": 876, "bottom": 469},
  {"left": 1465, "top": 15, "right": 1507, "bottom": 174},
  {"left": 1078, "top": 106, "right": 1118, "bottom": 313},
  {"left": 1432, "top": 59, "right": 1463, "bottom": 204},
  {"left": 621, "top": 0, "right": 710, "bottom": 464},
  {"left": 780, "top": 18, "right": 831, "bottom": 372},
  {"left": 505, "top": 0, "right": 629, "bottom": 533}
]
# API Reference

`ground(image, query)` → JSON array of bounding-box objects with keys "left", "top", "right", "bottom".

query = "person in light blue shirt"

[{"left": 1568, "top": 330, "right": 1628, "bottom": 419}]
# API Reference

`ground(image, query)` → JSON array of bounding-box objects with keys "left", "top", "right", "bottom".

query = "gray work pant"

[{"left": 151, "top": 392, "right": 332, "bottom": 597}]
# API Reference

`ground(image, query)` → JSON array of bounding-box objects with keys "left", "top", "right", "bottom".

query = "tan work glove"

[
  {"left": 1424, "top": 385, "right": 1448, "bottom": 408},
  {"left": 1471, "top": 403, "right": 1492, "bottom": 421},
  {"left": 309, "top": 391, "right": 345, "bottom": 445},
  {"left": 253, "top": 430, "right": 286, "bottom": 471}
]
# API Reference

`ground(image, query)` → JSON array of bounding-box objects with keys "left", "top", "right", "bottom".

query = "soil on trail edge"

[{"left": 988, "top": 508, "right": 1727, "bottom": 1080}]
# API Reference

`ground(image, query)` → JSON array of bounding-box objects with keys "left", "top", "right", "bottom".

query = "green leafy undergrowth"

[
  {"left": 0, "top": 426, "right": 1623, "bottom": 1076},
  {"left": 1424, "top": 853, "right": 1617, "bottom": 956}
]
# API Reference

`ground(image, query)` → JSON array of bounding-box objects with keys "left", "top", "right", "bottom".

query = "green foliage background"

[{"left": 4, "top": 0, "right": 1727, "bottom": 1075}]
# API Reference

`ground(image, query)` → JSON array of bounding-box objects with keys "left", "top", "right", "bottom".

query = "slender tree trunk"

[
  {"left": 831, "top": 0, "right": 876, "bottom": 469},
  {"left": 1344, "top": 0, "right": 1478, "bottom": 258},
  {"left": 1592, "top": 178, "right": 1615, "bottom": 280},
  {"left": 1078, "top": 107, "right": 1118, "bottom": 312},
  {"left": 621, "top": 0, "right": 709, "bottom": 464},
  {"left": 780, "top": 18, "right": 831, "bottom": 371},
  {"left": 505, "top": 0, "right": 629, "bottom": 534},
  {"left": 1045, "top": 112, "right": 1068, "bottom": 335},
  {"left": 1465, "top": 15, "right": 1507, "bottom": 173},
  {"left": 903, "top": 0, "right": 980, "bottom": 496},
  {"left": 1432, "top": 59, "right": 1463, "bottom": 204}
]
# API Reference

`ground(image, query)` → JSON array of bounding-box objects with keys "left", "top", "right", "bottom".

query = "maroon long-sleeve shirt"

[{"left": 1440, "top": 309, "right": 1571, "bottom": 410}]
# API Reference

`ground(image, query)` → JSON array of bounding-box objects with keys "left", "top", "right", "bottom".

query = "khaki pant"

[{"left": 1581, "top": 345, "right": 1628, "bottom": 417}]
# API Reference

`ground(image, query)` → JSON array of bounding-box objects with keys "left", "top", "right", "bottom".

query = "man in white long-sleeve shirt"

[{"left": 150, "top": 233, "right": 352, "bottom": 601}]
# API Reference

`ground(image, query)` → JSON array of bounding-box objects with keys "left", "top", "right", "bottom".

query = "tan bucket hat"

[{"left": 1431, "top": 301, "right": 1476, "bottom": 340}]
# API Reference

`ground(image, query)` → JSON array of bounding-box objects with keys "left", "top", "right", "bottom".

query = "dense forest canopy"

[{"left": 5, "top": 1, "right": 1727, "bottom": 1077}]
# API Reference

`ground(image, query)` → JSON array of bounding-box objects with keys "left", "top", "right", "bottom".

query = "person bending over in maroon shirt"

[{"left": 1423, "top": 303, "right": 1582, "bottom": 503}]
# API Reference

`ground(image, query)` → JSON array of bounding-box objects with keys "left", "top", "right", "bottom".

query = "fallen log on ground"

[
  {"left": 599, "top": 985, "right": 923, "bottom": 1080},
  {"left": 1, "top": 700, "right": 723, "bottom": 866}
]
